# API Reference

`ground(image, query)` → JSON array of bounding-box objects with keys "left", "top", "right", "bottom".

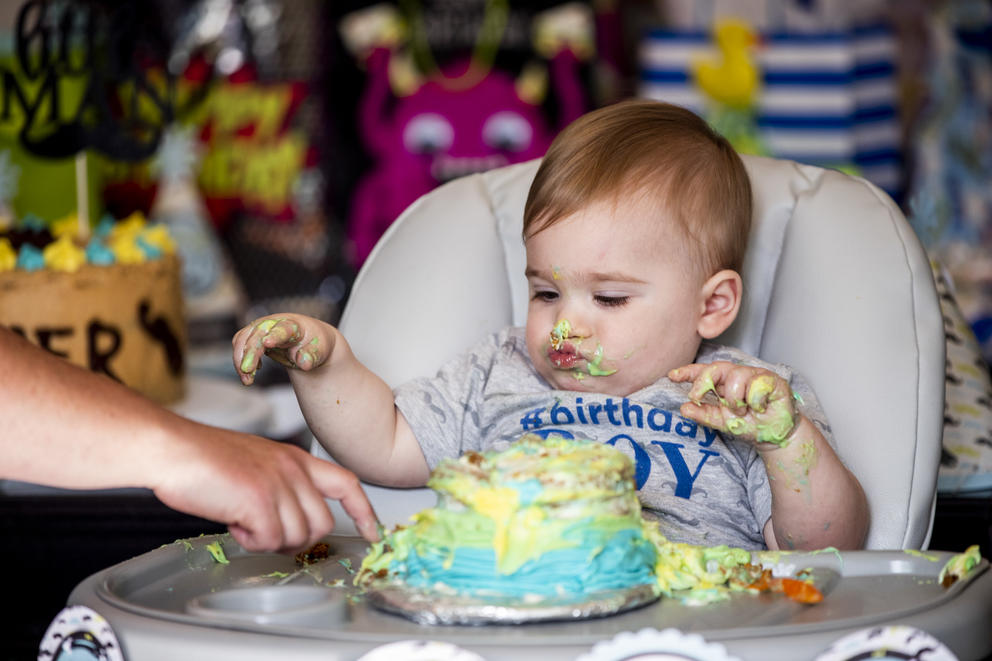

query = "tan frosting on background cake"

[{"left": 0, "top": 254, "right": 186, "bottom": 404}]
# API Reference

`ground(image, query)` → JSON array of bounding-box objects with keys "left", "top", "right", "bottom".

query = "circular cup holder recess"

[{"left": 185, "top": 585, "right": 347, "bottom": 627}]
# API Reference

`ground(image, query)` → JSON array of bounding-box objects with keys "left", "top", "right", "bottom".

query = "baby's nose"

[
  {"left": 550, "top": 319, "right": 572, "bottom": 349},
  {"left": 550, "top": 316, "right": 591, "bottom": 345}
]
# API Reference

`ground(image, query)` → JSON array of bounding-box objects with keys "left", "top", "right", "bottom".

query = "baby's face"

[{"left": 524, "top": 196, "right": 706, "bottom": 397}]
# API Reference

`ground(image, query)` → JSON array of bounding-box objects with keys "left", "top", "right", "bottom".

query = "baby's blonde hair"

[{"left": 523, "top": 99, "right": 752, "bottom": 275}]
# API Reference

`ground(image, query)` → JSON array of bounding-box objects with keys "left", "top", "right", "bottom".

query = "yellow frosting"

[
  {"left": 43, "top": 234, "right": 87, "bottom": 273},
  {"left": 113, "top": 211, "right": 148, "bottom": 238},
  {"left": 50, "top": 213, "right": 83, "bottom": 239},
  {"left": 105, "top": 210, "right": 174, "bottom": 263},
  {"left": 0, "top": 238, "right": 15, "bottom": 272},
  {"left": 108, "top": 233, "right": 147, "bottom": 264},
  {"left": 465, "top": 486, "right": 520, "bottom": 563},
  {"left": 140, "top": 223, "right": 176, "bottom": 254}
]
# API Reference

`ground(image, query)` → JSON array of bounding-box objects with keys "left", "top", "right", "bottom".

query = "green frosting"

[
  {"left": 938, "top": 545, "right": 982, "bottom": 586},
  {"left": 691, "top": 368, "right": 796, "bottom": 446},
  {"left": 585, "top": 343, "right": 617, "bottom": 376},
  {"left": 206, "top": 541, "right": 229, "bottom": 565}
]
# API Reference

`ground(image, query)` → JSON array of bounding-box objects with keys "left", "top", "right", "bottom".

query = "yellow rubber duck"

[{"left": 692, "top": 19, "right": 760, "bottom": 110}]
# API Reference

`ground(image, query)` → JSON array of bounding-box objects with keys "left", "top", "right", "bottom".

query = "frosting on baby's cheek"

[{"left": 586, "top": 342, "right": 617, "bottom": 376}]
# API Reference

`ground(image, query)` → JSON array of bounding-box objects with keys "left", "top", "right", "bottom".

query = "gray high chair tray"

[{"left": 66, "top": 533, "right": 992, "bottom": 661}]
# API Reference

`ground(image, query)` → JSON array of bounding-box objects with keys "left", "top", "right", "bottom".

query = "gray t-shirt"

[{"left": 394, "top": 327, "right": 833, "bottom": 550}]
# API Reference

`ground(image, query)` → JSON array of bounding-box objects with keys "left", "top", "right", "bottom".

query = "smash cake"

[
  {"left": 357, "top": 434, "right": 825, "bottom": 612},
  {"left": 358, "top": 434, "right": 659, "bottom": 600},
  {"left": 0, "top": 212, "right": 186, "bottom": 405}
]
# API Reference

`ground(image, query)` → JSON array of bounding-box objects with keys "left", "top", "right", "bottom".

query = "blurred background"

[{"left": 0, "top": 0, "right": 990, "bottom": 657}]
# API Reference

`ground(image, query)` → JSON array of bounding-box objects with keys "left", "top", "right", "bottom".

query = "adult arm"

[{"left": 0, "top": 325, "right": 380, "bottom": 552}]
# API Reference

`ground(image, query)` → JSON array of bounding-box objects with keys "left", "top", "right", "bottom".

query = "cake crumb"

[{"left": 295, "top": 542, "right": 330, "bottom": 566}]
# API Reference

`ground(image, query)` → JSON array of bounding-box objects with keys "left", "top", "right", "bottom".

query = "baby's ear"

[{"left": 697, "top": 269, "right": 742, "bottom": 339}]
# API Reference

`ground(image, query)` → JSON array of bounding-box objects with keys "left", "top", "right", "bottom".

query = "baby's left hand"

[{"left": 668, "top": 362, "right": 798, "bottom": 447}]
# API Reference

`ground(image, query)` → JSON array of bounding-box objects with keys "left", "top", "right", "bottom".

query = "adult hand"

[{"left": 152, "top": 425, "right": 380, "bottom": 553}]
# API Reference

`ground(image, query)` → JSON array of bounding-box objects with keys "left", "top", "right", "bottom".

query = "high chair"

[
  {"left": 328, "top": 155, "right": 945, "bottom": 551},
  {"left": 64, "top": 157, "right": 992, "bottom": 661}
]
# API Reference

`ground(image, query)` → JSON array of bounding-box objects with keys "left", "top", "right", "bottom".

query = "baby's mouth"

[
  {"left": 548, "top": 341, "right": 618, "bottom": 376},
  {"left": 548, "top": 342, "right": 580, "bottom": 369}
]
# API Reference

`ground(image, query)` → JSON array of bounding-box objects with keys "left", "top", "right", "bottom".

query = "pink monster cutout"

[{"left": 348, "top": 47, "right": 585, "bottom": 266}]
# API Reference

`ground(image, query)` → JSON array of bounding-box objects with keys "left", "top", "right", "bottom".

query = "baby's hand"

[
  {"left": 233, "top": 314, "right": 334, "bottom": 386},
  {"left": 668, "top": 362, "right": 798, "bottom": 447}
]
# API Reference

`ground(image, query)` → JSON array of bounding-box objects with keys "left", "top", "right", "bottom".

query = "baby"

[{"left": 233, "top": 100, "right": 868, "bottom": 552}]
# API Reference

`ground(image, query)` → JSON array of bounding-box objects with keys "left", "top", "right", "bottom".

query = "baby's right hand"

[{"left": 232, "top": 314, "right": 335, "bottom": 386}]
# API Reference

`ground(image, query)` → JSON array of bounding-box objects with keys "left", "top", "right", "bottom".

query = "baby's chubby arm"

[
  {"left": 233, "top": 314, "right": 431, "bottom": 487},
  {"left": 669, "top": 362, "right": 869, "bottom": 551}
]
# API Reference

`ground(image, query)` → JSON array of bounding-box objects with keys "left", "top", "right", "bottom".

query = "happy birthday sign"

[{"left": 190, "top": 78, "right": 314, "bottom": 223}]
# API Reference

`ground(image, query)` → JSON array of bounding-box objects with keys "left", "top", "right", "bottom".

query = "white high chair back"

[{"left": 324, "top": 155, "right": 944, "bottom": 550}]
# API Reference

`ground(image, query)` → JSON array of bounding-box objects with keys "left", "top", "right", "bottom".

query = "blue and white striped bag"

[{"left": 638, "top": 24, "right": 902, "bottom": 201}]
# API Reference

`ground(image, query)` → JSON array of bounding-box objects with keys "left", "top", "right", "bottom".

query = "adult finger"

[
  {"left": 271, "top": 476, "right": 315, "bottom": 551},
  {"left": 290, "top": 468, "right": 338, "bottom": 549},
  {"left": 309, "top": 460, "right": 380, "bottom": 543},
  {"left": 229, "top": 496, "right": 285, "bottom": 552}
]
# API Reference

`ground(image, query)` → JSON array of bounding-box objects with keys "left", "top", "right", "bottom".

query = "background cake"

[
  {"left": 357, "top": 434, "right": 660, "bottom": 598},
  {"left": 0, "top": 213, "right": 186, "bottom": 405}
]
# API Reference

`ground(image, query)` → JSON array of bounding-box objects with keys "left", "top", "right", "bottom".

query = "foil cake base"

[{"left": 365, "top": 583, "right": 661, "bottom": 625}]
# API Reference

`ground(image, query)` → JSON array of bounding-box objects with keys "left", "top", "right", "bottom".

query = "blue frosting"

[
  {"left": 16, "top": 244, "right": 45, "bottom": 271},
  {"left": 85, "top": 239, "right": 115, "bottom": 265},
  {"left": 137, "top": 235, "right": 162, "bottom": 259},
  {"left": 20, "top": 213, "right": 45, "bottom": 231},
  {"left": 394, "top": 527, "right": 657, "bottom": 597},
  {"left": 94, "top": 214, "right": 116, "bottom": 238},
  {"left": 506, "top": 478, "right": 543, "bottom": 506}
]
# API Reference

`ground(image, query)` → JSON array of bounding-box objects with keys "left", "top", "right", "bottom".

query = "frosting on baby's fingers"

[
  {"left": 290, "top": 337, "right": 324, "bottom": 371},
  {"left": 667, "top": 364, "right": 703, "bottom": 382},
  {"left": 679, "top": 401, "right": 725, "bottom": 430},
  {"left": 686, "top": 364, "right": 721, "bottom": 405},
  {"left": 745, "top": 373, "right": 779, "bottom": 413},
  {"left": 257, "top": 318, "right": 303, "bottom": 347}
]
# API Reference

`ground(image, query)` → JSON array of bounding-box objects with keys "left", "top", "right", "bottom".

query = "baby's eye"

[
  {"left": 532, "top": 290, "right": 558, "bottom": 302},
  {"left": 595, "top": 295, "right": 629, "bottom": 307}
]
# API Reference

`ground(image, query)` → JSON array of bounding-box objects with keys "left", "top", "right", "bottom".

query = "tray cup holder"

[{"left": 186, "top": 585, "right": 347, "bottom": 626}]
